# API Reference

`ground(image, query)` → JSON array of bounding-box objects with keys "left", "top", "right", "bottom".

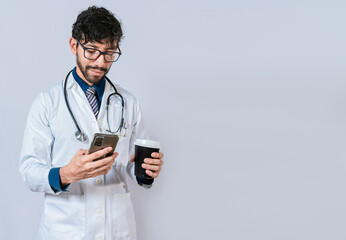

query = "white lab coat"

[{"left": 20, "top": 72, "right": 148, "bottom": 240}]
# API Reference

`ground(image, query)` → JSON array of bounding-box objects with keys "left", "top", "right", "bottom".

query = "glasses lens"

[
  {"left": 84, "top": 49, "right": 100, "bottom": 60},
  {"left": 105, "top": 53, "right": 120, "bottom": 62}
]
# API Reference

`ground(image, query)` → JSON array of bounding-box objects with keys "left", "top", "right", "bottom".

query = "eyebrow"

[
  {"left": 85, "top": 44, "right": 117, "bottom": 51},
  {"left": 84, "top": 44, "right": 98, "bottom": 49}
]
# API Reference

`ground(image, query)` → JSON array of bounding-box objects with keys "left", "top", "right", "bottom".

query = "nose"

[{"left": 94, "top": 53, "right": 107, "bottom": 66}]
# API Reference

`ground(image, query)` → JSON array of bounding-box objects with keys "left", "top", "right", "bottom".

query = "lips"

[{"left": 89, "top": 69, "right": 104, "bottom": 76}]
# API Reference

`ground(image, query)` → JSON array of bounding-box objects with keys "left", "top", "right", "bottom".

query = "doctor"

[{"left": 19, "top": 6, "right": 164, "bottom": 240}]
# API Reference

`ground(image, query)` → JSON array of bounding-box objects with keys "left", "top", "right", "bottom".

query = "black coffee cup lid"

[{"left": 135, "top": 139, "right": 160, "bottom": 149}]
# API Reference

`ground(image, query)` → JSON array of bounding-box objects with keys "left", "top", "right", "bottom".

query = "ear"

[{"left": 69, "top": 37, "right": 77, "bottom": 55}]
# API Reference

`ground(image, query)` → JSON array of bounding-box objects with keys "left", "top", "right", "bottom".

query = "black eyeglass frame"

[{"left": 76, "top": 39, "right": 122, "bottom": 62}]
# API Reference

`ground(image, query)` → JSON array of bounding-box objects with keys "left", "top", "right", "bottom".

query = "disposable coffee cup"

[{"left": 134, "top": 139, "right": 161, "bottom": 179}]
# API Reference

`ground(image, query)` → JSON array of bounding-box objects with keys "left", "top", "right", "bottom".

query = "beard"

[{"left": 76, "top": 52, "right": 110, "bottom": 84}]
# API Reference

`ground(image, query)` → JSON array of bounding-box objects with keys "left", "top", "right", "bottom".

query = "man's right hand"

[{"left": 60, "top": 147, "right": 118, "bottom": 186}]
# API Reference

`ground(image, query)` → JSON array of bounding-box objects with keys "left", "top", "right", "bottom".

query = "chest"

[{"left": 48, "top": 88, "right": 134, "bottom": 167}]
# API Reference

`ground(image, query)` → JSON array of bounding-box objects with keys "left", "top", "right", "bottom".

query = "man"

[{"left": 19, "top": 6, "right": 164, "bottom": 240}]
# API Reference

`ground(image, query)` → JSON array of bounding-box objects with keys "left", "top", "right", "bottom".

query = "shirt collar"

[{"left": 72, "top": 67, "right": 105, "bottom": 100}]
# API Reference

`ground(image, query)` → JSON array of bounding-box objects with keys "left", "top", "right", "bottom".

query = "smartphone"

[{"left": 89, "top": 133, "right": 119, "bottom": 160}]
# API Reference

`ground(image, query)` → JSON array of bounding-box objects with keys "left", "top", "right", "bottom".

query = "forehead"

[{"left": 82, "top": 39, "right": 118, "bottom": 49}]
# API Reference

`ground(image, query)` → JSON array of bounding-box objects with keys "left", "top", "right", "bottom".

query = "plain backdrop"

[{"left": 1, "top": 0, "right": 346, "bottom": 239}]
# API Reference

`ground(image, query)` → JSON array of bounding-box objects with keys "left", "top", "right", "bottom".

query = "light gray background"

[{"left": 1, "top": 0, "right": 346, "bottom": 239}]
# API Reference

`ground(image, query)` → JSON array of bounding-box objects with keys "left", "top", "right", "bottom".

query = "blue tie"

[{"left": 86, "top": 87, "right": 99, "bottom": 118}]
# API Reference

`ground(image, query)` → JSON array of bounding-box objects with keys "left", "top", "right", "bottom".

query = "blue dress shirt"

[{"left": 72, "top": 67, "right": 105, "bottom": 108}]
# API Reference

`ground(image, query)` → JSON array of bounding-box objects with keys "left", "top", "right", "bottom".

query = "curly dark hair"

[{"left": 72, "top": 6, "right": 123, "bottom": 47}]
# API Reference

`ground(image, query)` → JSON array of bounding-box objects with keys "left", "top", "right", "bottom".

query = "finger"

[
  {"left": 90, "top": 164, "right": 113, "bottom": 177},
  {"left": 130, "top": 154, "right": 135, "bottom": 163},
  {"left": 87, "top": 147, "right": 113, "bottom": 161},
  {"left": 151, "top": 152, "right": 164, "bottom": 159},
  {"left": 109, "top": 152, "right": 119, "bottom": 160},
  {"left": 77, "top": 149, "right": 89, "bottom": 156},
  {"left": 84, "top": 156, "right": 115, "bottom": 175},
  {"left": 92, "top": 152, "right": 117, "bottom": 168},
  {"left": 144, "top": 158, "right": 163, "bottom": 165},
  {"left": 142, "top": 163, "right": 161, "bottom": 172},
  {"left": 146, "top": 170, "right": 159, "bottom": 178}
]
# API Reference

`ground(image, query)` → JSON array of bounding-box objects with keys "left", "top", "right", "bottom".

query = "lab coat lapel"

[
  {"left": 98, "top": 80, "right": 111, "bottom": 120},
  {"left": 65, "top": 73, "right": 100, "bottom": 136}
]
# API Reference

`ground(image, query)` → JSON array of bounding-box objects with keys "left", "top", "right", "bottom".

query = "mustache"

[{"left": 86, "top": 66, "right": 107, "bottom": 72}]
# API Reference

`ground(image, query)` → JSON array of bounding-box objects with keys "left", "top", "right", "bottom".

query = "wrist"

[{"left": 60, "top": 166, "right": 72, "bottom": 186}]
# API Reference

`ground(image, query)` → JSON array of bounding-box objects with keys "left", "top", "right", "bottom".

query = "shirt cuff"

[{"left": 48, "top": 167, "right": 70, "bottom": 193}]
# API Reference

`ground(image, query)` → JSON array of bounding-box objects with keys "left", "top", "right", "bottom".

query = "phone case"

[{"left": 89, "top": 133, "right": 119, "bottom": 160}]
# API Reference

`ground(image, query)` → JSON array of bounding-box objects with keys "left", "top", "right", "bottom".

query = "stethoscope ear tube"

[
  {"left": 105, "top": 76, "right": 125, "bottom": 134},
  {"left": 64, "top": 70, "right": 88, "bottom": 142}
]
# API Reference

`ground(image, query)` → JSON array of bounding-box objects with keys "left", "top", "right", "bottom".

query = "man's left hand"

[{"left": 130, "top": 152, "right": 164, "bottom": 178}]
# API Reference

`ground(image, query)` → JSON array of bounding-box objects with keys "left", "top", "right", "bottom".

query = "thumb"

[{"left": 130, "top": 154, "right": 135, "bottom": 163}]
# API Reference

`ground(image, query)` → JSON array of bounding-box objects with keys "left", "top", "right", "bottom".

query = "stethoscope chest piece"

[{"left": 75, "top": 131, "right": 87, "bottom": 142}]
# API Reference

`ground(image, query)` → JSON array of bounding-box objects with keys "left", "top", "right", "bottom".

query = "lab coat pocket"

[
  {"left": 43, "top": 194, "right": 85, "bottom": 240},
  {"left": 111, "top": 192, "right": 137, "bottom": 239}
]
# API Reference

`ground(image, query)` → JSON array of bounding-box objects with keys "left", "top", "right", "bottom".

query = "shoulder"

[
  {"left": 107, "top": 82, "right": 140, "bottom": 106},
  {"left": 36, "top": 82, "right": 62, "bottom": 106},
  {"left": 114, "top": 85, "right": 137, "bottom": 101},
  {"left": 106, "top": 82, "right": 143, "bottom": 121},
  {"left": 30, "top": 82, "right": 63, "bottom": 117},
  {"left": 42, "top": 82, "right": 63, "bottom": 99}
]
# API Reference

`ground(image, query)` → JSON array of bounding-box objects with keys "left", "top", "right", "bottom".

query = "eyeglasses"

[{"left": 76, "top": 39, "right": 122, "bottom": 62}]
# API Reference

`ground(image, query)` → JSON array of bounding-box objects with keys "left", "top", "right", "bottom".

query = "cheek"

[
  {"left": 76, "top": 54, "right": 88, "bottom": 68},
  {"left": 105, "top": 62, "right": 113, "bottom": 70}
]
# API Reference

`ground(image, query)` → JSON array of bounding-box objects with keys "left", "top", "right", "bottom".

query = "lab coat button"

[
  {"left": 97, "top": 119, "right": 101, "bottom": 126},
  {"left": 96, "top": 208, "right": 102, "bottom": 214},
  {"left": 96, "top": 178, "right": 102, "bottom": 184},
  {"left": 96, "top": 238, "right": 102, "bottom": 240}
]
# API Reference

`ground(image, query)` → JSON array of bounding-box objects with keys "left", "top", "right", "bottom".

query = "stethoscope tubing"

[{"left": 63, "top": 69, "right": 125, "bottom": 141}]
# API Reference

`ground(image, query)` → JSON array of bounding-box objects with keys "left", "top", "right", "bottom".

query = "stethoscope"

[{"left": 64, "top": 69, "right": 127, "bottom": 142}]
